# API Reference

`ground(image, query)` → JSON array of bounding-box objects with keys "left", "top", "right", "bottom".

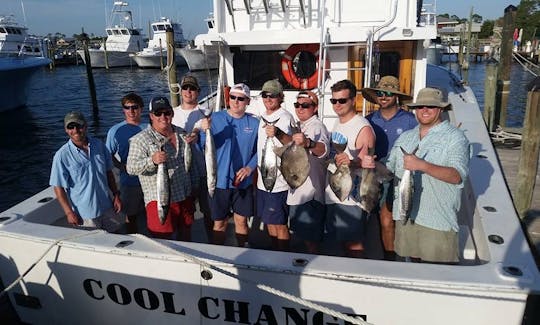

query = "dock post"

[
  {"left": 159, "top": 38, "right": 164, "bottom": 70},
  {"left": 103, "top": 37, "right": 109, "bottom": 70},
  {"left": 483, "top": 59, "right": 498, "bottom": 132},
  {"left": 496, "top": 5, "right": 517, "bottom": 128},
  {"left": 515, "top": 77, "right": 540, "bottom": 218},
  {"left": 81, "top": 30, "right": 99, "bottom": 115},
  {"left": 166, "top": 26, "right": 180, "bottom": 107}
]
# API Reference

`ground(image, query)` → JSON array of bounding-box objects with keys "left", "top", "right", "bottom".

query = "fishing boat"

[
  {"left": 1, "top": 1, "right": 539, "bottom": 324},
  {"left": 0, "top": 15, "right": 50, "bottom": 112},
  {"left": 77, "top": 1, "right": 144, "bottom": 68},
  {"left": 178, "top": 14, "right": 219, "bottom": 71},
  {"left": 130, "top": 17, "right": 188, "bottom": 69}
]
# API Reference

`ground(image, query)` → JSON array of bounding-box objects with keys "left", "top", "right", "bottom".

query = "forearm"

[
  {"left": 420, "top": 161, "right": 462, "bottom": 184},
  {"left": 54, "top": 186, "right": 74, "bottom": 215}
]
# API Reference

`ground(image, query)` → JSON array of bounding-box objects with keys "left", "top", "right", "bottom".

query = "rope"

[
  {"left": 132, "top": 234, "right": 372, "bottom": 325},
  {"left": 0, "top": 229, "right": 104, "bottom": 299},
  {"left": 166, "top": 43, "right": 181, "bottom": 95},
  {"left": 512, "top": 52, "right": 539, "bottom": 77}
]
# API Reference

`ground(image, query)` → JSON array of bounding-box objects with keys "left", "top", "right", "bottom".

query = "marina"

[{"left": 1, "top": 0, "right": 540, "bottom": 324}]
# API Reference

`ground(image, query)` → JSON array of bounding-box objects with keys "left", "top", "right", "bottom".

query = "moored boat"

[
  {"left": 0, "top": 15, "right": 50, "bottom": 112},
  {"left": 1, "top": 1, "right": 539, "bottom": 324},
  {"left": 76, "top": 1, "right": 144, "bottom": 68},
  {"left": 130, "top": 17, "right": 188, "bottom": 69},
  {"left": 178, "top": 14, "right": 219, "bottom": 71}
]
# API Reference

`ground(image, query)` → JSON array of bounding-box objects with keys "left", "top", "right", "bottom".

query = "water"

[
  {"left": 0, "top": 65, "right": 217, "bottom": 212},
  {"left": 0, "top": 62, "right": 535, "bottom": 212}
]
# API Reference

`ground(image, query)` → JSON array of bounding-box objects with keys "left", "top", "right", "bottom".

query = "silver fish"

[
  {"left": 260, "top": 117, "right": 279, "bottom": 191},
  {"left": 328, "top": 141, "right": 352, "bottom": 201},
  {"left": 274, "top": 122, "right": 310, "bottom": 189},
  {"left": 205, "top": 127, "right": 217, "bottom": 198},
  {"left": 156, "top": 145, "right": 170, "bottom": 225},
  {"left": 180, "top": 133, "right": 192, "bottom": 173},
  {"left": 358, "top": 160, "right": 394, "bottom": 213},
  {"left": 398, "top": 146, "right": 418, "bottom": 225}
]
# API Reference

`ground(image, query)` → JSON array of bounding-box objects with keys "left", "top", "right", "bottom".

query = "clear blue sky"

[
  {"left": 3, "top": 0, "right": 213, "bottom": 39},
  {"left": 3, "top": 0, "right": 521, "bottom": 38}
]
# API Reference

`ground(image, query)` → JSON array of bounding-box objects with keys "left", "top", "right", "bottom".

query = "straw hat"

[
  {"left": 361, "top": 76, "right": 413, "bottom": 104},
  {"left": 406, "top": 87, "right": 451, "bottom": 110}
]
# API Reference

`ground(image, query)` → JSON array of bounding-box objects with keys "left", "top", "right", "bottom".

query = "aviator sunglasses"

[
  {"left": 294, "top": 102, "right": 314, "bottom": 109},
  {"left": 329, "top": 98, "right": 349, "bottom": 104},
  {"left": 261, "top": 92, "right": 279, "bottom": 99},
  {"left": 375, "top": 90, "right": 394, "bottom": 97},
  {"left": 153, "top": 110, "right": 173, "bottom": 117},
  {"left": 181, "top": 85, "right": 199, "bottom": 91},
  {"left": 123, "top": 104, "right": 140, "bottom": 110},
  {"left": 229, "top": 95, "right": 247, "bottom": 101},
  {"left": 66, "top": 122, "right": 85, "bottom": 130}
]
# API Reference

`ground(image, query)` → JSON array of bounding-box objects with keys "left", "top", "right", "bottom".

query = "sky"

[{"left": 3, "top": 0, "right": 522, "bottom": 38}]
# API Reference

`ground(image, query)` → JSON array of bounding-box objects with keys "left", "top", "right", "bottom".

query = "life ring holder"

[{"left": 281, "top": 44, "right": 327, "bottom": 90}]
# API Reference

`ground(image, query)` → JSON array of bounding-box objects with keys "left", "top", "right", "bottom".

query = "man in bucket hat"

[
  {"left": 361, "top": 75, "right": 417, "bottom": 261},
  {"left": 385, "top": 87, "right": 470, "bottom": 263}
]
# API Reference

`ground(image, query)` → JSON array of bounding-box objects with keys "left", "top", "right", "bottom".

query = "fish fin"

[{"left": 273, "top": 145, "right": 288, "bottom": 157}]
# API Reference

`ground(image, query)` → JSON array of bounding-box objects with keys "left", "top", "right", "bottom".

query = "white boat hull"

[
  {"left": 178, "top": 47, "right": 218, "bottom": 71},
  {"left": 77, "top": 50, "right": 136, "bottom": 68},
  {"left": 0, "top": 56, "right": 50, "bottom": 111},
  {"left": 131, "top": 49, "right": 187, "bottom": 69}
]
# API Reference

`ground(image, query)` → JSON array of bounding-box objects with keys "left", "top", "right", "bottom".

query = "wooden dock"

[{"left": 495, "top": 145, "right": 540, "bottom": 255}]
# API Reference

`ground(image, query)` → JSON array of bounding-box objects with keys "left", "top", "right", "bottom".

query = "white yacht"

[
  {"left": 178, "top": 14, "right": 219, "bottom": 71},
  {"left": 130, "top": 17, "right": 188, "bottom": 69},
  {"left": 1, "top": 1, "right": 539, "bottom": 324},
  {"left": 0, "top": 15, "right": 50, "bottom": 112},
  {"left": 77, "top": 1, "right": 144, "bottom": 68}
]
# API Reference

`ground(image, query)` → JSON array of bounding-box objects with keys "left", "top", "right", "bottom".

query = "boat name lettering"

[{"left": 83, "top": 278, "right": 366, "bottom": 324}]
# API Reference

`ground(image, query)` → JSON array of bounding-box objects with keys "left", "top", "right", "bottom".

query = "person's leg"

[{"left": 380, "top": 203, "right": 396, "bottom": 260}]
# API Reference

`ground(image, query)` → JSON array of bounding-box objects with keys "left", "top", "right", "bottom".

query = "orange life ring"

[{"left": 281, "top": 44, "right": 327, "bottom": 90}]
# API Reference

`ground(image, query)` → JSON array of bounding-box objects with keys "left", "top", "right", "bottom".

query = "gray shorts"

[
  {"left": 289, "top": 200, "right": 325, "bottom": 242},
  {"left": 120, "top": 185, "right": 145, "bottom": 216},
  {"left": 395, "top": 222, "right": 459, "bottom": 263},
  {"left": 325, "top": 204, "right": 368, "bottom": 243},
  {"left": 81, "top": 208, "right": 125, "bottom": 233}
]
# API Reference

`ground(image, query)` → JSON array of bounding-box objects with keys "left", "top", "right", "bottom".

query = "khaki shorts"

[
  {"left": 81, "top": 208, "right": 125, "bottom": 233},
  {"left": 395, "top": 221, "right": 459, "bottom": 263}
]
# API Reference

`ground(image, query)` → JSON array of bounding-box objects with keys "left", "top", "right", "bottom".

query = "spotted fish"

[
  {"left": 398, "top": 146, "right": 418, "bottom": 225},
  {"left": 156, "top": 144, "right": 170, "bottom": 225},
  {"left": 260, "top": 117, "right": 280, "bottom": 191}
]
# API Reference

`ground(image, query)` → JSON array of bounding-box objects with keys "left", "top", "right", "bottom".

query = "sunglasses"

[
  {"left": 66, "top": 122, "right": 85, "bottom": 130},
  {"left": 329, "top": 98, "right": 350, "bottom": 105},
  {"left": 375, "top": 90, "right": 394, "bottom": 97},
  {"left": 294, "top": 102, "right": 314, "bottom": 109},
  {"left": 123, "top": 104, "right": 140, "bottom": 110},
  {"left": 229, "top": 95, "right": 247, "bottom": 102},
  {"left": 181, "top": 85, "right": 199, "bottom": 91},
  {"left": 153, "top": 110, "right": 173, "bottom": 117},
  {"left": 415, "top": 106, "right": 440, "bottom": 110},
  {"left": 261, "top": 92, "right": 279, "bottom": 99}
]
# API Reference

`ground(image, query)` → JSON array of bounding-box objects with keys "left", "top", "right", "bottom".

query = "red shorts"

[{"left": 146, "top": 198, "right": 195, "bottom": 236}]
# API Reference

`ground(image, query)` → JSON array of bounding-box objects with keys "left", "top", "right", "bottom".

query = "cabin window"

[
  {"left": 112, "top": 29, "right": 120, "bottom": 35},
  {"left": 372, "top": 51, "right": 401, "bottom": 81},
  {"left": 106, "top": 30, "right": 113, "bottom": 36},
  {"left": 0, "top": 27, "right": 6, "bottom": 33},
  {"left": 233, "top": 50, "right": 288, "bottom": 90},
  {"left": 152, "top": 26, "right": 158, "bottom": 32},
  {"left": 157, "top": 25, "right": 166, "bottom": 31},
  {"left": 121, "top": 29, "right": 129, "bottom": 35}
]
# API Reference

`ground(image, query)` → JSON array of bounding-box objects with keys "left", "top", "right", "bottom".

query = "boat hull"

[
  {"left": 77, "top": 50, "right": 136, "bottom": 68},
  {"left": 178, "top": 47, "right": 218, "bottom": 71},
  {"left": 0, "top": 56, "right": 50, "bottom": 112},
  {"left": 131, "top": 49, "right": 187, "bottom": 69}
]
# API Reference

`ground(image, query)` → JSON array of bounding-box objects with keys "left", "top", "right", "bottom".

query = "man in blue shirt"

[
  {"left": 200, "top": 83, "right": 259, "bottom": 246},
  {"left": 362, "top": 76, "right": 416, "bottom": 261},
  {"left": 106, "top": 92, "right": 148, "bottom": 233},
  {"left": 50, "top": 111, "right": 123, "bottom": 232}
]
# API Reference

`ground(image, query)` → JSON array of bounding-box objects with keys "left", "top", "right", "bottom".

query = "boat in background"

[
  {"left": 0, "top": 15, "right": 50, "bottom": 112},
  {"left": 1, "top": 1, "right": 539, "bottom": 324},
  {"left": 77, "top": 1, "right": 144, "bottom": 68},
  {"left": 178, "top": 14, "right": 218, "bottom": 71},
  {"left": 130, "top": 17, "right": 188, "bottom": 69}
]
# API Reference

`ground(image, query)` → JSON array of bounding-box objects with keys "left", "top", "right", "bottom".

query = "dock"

[{"left": 495, "top": 145, "right": 540, "bottom": 256}]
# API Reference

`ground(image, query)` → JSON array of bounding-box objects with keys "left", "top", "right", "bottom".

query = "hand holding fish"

[
  {"left": 265, "top": 124, "right": 277, "bottom": 138},
  {"left": 152, "top": 150, "right": 167, "bottom": 165},
  {"left": 184, "top": 130, "right": 199, "bottom": 144},
  {"left": 335, "top": 152, "right": 351, "bottom": 166},
  {"left": 403, "top": 153, "right": 425, "bottom": 172},
  {"left": 201, "top": 117, "right": 211, "bottom": 131},
  {"left": 360, "top": 154, "right": 377, "bottom": 169},
  {"left": 292, "top": 132, "right": 307, "bottom": 147}
]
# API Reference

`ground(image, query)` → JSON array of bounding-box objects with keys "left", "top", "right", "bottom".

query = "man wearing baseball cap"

[
  {"left": 386, "top": 87, "right": 470, "bottom": 263},
  {"left": 50, "top": 111, "right": 124, "bottom": 232},
  {"left": 127, "top": 96, "right": 201, "bottom": 240}
]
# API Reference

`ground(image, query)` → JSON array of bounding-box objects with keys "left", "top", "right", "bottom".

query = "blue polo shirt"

[
  {"left": 50, "top": 136, "right": 113, "bottom": 219},
  {"left": 367, "top": 109, "right": 417, "bottom": 161},
  {"left": 106, "top": 121, "right": 148, "bottom": 186},
  {"left": 199, "top": 110, "right": 259, "bottom": 189}
]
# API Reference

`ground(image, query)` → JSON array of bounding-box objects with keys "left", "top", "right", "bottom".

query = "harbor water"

[{"left": 0, "top": 62, "right": 535, "bottom": 212}]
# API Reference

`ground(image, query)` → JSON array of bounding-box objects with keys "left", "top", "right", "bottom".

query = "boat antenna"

[{"left": 20, "top": 0, "right": 27, "bottom": 26}]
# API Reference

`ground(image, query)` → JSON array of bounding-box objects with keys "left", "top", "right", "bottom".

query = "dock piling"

[
  {"left": 81, "top": 29, "right": 99, "bottom": 115},
  {"left": 483, "top": 60, "right": 498, "bottom": 131},
  {"left": 166, "top": 26, "right": 180, "bottom": 107}
]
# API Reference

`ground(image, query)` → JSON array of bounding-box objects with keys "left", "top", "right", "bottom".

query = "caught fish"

[
  {"left": 156, "top": 144, "right": 170, "bottom": 225},
  {"left": 205, "top": 122, "right": 217, "bottom": 198},
  {"left": 398, "top": 146, "right": 418, "bottom": 225},
  {"left": 358, "top": 159, "right": 394, "bottom": 213},
  {"left": 274, "top": 121, "right": 310, "bottom": 189},
  {"left": 180, "top": 133, "right": 192, "bottom": 173},
  {"left": 260, "top": 117, "right": 280, "bottom": 191},
  {"left": 328, "top": 133, "right": 352, "bottom": 201}
]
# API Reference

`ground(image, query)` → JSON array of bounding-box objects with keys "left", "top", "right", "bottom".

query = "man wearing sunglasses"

[
  {"left": 325, "top": 79, "right": 375, "bottom": 258},
  {"left": 361, "top": 76, "right": 417, "bottom": 261},
  {"left": 127, "top": 97, "right": 201, "bottom": 241},
  {"left": 106, "top": 92, "right": 148, "bottom": 234},
  {"left": 50, "top": 111, "right": 124, "bottom": 232},
  {"left": 199, "top": 83, "right": 259, "bottom": 247},
  {"left": 386, "top": 87, "right": 469, "bottom": 263},
  {"left": 172, "top": 75, "right": 213, "bottom": 242},
  {"left": 256, "top": 79, "right": 295, "bottom": 251}
]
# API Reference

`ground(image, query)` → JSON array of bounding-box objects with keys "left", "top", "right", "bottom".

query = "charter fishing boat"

[
  {"left": 77, "top": 1, "right": 143, "bottom": 68},
  {"left": 178, "top": 14, "right": 219, "bottom": 71},
  {"left": 0, "top": 14, "right": 50, "bottom": 112},
  {"left": 1, "top": 1, "right": 539, "bottom": 324},
  {"left": 130, "top": 17, "right": 188, "bottom": 69}
]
